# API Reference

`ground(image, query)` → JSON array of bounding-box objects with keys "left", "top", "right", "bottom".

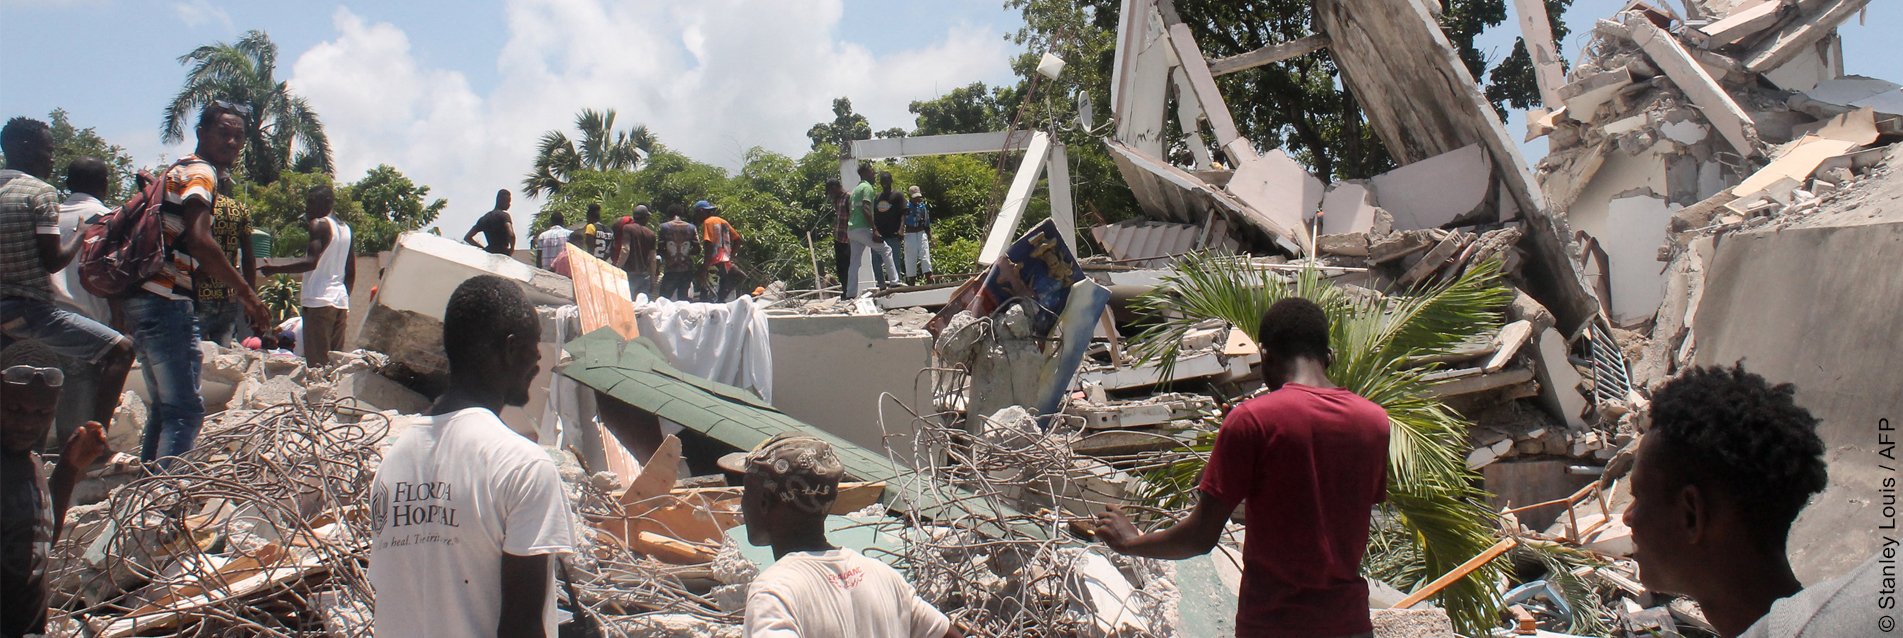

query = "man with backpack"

[
  {"left": 0, "top": 117, "right": 135, "bottom": 430},
  {"left": 119, "top": 102, "right": 271, "bottom": 467}
]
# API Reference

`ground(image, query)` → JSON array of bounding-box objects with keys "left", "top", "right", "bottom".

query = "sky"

[{"left": 2, "top": 0, "right": 1898, "bottom": 241}]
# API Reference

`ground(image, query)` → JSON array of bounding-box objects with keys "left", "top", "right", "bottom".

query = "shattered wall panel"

[
  {"left": 1314, "top": 0, "right": 1601, "bottom": 330},
  {"left": 1692, "top": 195, "right": 1903, "bottom": 584}
]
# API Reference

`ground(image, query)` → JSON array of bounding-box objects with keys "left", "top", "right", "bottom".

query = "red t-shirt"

[{"left": 1199, "top": 383, "right": 1390, "bottom": 638}]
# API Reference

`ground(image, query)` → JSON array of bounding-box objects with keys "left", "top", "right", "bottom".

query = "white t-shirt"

[
  {"left": 369, "top": 407, "right": 576, "bottom": 638},
  {"left": 1740, "top": 554, "right": 1886, "bottom": 638},
  {"left": 745, "top": 548, "right": 951, "bottom": 638},
  {"left": 53, "top": 193, "right": 111, "bottom": 321},
  {"left": 536, "top": 226, "right": 572, "bottom": 270}
]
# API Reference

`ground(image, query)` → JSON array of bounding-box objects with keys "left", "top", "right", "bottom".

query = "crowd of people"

[{"left": 0, "top": 101, "right": 1870, "bottom": 638}]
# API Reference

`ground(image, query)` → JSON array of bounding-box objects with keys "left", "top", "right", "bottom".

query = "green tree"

[
  {"left": 805, "top": 97, "right": 872, "bottom": 151},
  {"left": 232, "top": 170, "right": 363, "bottom": 257},
  {"left": 0, "top": 109, "right": 140, "bottom": 203},
  {"left": 346, "top": 164, "right": 447, "bottom": 253},
  {"left": 909, "top": 82, "right": 1021, "bottom": 136},
  {"left": 1008, "top": 0, "right": 1567, "bottom": 181},
  {"left": 1129, "top": 256, "right": 1513, "bottom": 635},
  {"left": 523, "top": 108, "right": 656, "bottom": 198},
  {"left": 162, "top": 30, "right": 332, "bottom": 185}
]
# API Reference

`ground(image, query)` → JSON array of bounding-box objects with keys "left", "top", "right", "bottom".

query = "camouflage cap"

[{"left": 744, "top": 433, "right": 844, "bottom": 514}]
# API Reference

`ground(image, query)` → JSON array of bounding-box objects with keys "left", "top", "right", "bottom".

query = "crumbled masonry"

[{"left": 40, "top": 0, "right": 1899, "bottom": 636}]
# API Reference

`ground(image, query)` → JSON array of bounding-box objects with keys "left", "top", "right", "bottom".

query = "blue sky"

[{"left": 2, "top": 0, "right": 1896, "bottom": 239}]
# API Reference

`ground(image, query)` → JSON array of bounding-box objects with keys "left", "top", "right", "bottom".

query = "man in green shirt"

[{"left": 846, "top": 163, "right": 894, "bottom": 296}]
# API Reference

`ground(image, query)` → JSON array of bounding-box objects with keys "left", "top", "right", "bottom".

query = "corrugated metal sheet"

[
  {"left": 1090, "top": 220, "right": 1240, "bottom": 267},
  {"left": 1105, "top": 139, "right": 1302, "bottom": 255}
]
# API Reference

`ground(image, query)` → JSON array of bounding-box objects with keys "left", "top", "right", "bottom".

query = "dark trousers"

[
  {"left": 833, "top": 242, "right": 850, "bottom": 299},
  {"left": 628, "top": 270, "right": 654, "bottom": 300},
  {"left": 658, "top": 271, "right": 694, "bottom": 301}
]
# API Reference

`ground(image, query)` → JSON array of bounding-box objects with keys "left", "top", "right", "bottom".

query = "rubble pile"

[{"left": 49, "top": 402, "right": 390, "bottom": 636}]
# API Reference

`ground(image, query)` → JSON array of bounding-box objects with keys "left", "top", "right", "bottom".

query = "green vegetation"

[
  {"left": 162, "top": 30, "right": 332, "bottom": 185},
  {"left": 1127, "top": 255, "right": 1513, "bottom": 635}
]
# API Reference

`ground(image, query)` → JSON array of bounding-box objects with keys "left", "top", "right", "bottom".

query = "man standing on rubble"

[
  {"left": 195, "top": 175, "right": 258, "bottom": 347},
  {"left": 125, "top": 103, "right": 272, "bottom": 467},
  {"left": 696, "top": 200, "right": 746, "bottom": 302},
  {"left": 533, "top": 211, "right": 573, "bottom": 272},
  {"left": 260, "top": 184, "right": 353, "bottom": 368},
  {"left": 1623, "top": 364, "right": 1847, "bottom": 638},
  {"left": 464, "top": 189, "right": 517, "bottom": 256},
  {"left": 1093, "top": 298, "right": 1389, "bottom": 638},
  {"left": 0, "top": 341, "right": 110, "bottom": 637},
  {"left": 846, "top": 163, "right": 893, "bottom": 295},
  {"left": 619, "top": 205, "right": 657, "bottom": 299},
  {"left": 738, "top": 433, "right": 958, "bottom": 638},
  {"left": 657, "top": 205, "right": 699, "bottom": 301},
  {"left": 369, "top": 275, "right": 575, "bottom": 638}
]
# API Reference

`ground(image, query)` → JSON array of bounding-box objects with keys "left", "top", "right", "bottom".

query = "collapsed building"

[{"left": 33, "top": 0, "right": 1902, "bottom": 636}]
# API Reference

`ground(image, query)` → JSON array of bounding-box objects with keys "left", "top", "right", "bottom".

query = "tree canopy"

[
  {"left": 524, "top": 108, "right": 656, "bottom": 198},
  {"left": 162, "top": 30, "right": 332, "bottom": 185}
]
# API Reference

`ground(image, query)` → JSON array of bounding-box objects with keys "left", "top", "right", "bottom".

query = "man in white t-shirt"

[
  {"left": 740, "top": 434, "right": 957, "bottom": 638},
  {"left": 369, "top": 275, "right": 575, "bottom": 637},
  {"left": 534, "top": 211, "right": 573, "bottom": 272}
]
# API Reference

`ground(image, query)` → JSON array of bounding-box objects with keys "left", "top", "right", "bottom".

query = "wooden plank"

[
  {"left": 1208, "top": 34, "right": 1330, "bottom": 76},
  {"left": 1165, "top": 23, "right": 1243, "bottom": 146},
  {"left": 1391, "top": 538, "right": 1520, "bottom": 609},
  {"left": 566, "top": 248, "right": 641, "bottom": 340}
]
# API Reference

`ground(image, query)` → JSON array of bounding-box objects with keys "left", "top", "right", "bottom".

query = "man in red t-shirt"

[{"left": 1095, "top": 298, "right": 1389, "bottom": 638}]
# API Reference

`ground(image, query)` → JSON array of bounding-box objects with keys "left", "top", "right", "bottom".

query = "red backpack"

[{"left": 76, "top": 159, "right": 200, "bottom": 298}]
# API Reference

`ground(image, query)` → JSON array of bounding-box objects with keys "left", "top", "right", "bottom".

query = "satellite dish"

[{"left": 1076, "top": 90, "right": 1096, "bottom": 130}]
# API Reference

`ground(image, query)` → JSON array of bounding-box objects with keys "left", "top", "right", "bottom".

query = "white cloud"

[
  {"left": 287, "top": 0, "right": 1017, "bottom": 242},
  {"left": 172, "top": 0, "right": 233, "bottom": 32}
]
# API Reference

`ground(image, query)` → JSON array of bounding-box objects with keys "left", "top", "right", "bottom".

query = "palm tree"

[
  {"left": 1127, "top": 254, "right": 1512, "bottom": 635},
  {"left": 161, "top": 30, "right": 332, "bottom": 185},
  {"left": 522, "top": 108, "right": 654, "bottom": 198}
]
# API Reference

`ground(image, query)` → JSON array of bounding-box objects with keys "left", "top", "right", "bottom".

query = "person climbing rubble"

[
  {"left": 1092, "top": 298, "right": 1390, "bottom": 638},
  {"left": 737, "top": 433, "right": 959, "bottom": 638},
  {"left": 368, "top": 275, "right": 576, "bottom": 638}
]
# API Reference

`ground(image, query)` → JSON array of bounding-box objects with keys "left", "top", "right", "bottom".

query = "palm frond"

[{"left": 1126, "top": 252, "right": 1512, "bottom": 636}]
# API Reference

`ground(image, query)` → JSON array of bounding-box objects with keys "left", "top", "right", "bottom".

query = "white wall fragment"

[{"left": 1369, "top": 144, "right": 1491, "bottom": 231}]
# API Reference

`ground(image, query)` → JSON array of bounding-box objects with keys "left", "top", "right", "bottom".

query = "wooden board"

[{"left": 566, "top": 248, "right": 641, "bottom": 340}]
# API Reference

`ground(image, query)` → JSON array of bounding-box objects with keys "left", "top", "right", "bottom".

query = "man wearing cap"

[
  {"left": 902, "top": 185, "right": 933, "bottom": 286},
  {"left": 696, "top": 200, "right": 746, "bottom": 303},
  {"left": 0, "top": 342, "right": 110, "bottom": 636},
  {"left": 618, "top": 205, "right": 658, "bottom": 299},
  {"left": 739, "top": 433, "right": 957, "bottom": 638}
]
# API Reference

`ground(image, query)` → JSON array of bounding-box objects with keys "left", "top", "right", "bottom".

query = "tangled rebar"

[{"left": 48, "top": 400, "right": 388, "bottom": 637}]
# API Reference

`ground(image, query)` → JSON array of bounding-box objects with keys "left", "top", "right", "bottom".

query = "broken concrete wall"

[
  {"left": 1313, "top": 0, "right": 1600, "bottom": 331},
  {"left": 1691, "top": 189, "right": 1903, "bottom": 583},
  {"left": 765, "top": 313, "right": 933, "bottom": 462}
]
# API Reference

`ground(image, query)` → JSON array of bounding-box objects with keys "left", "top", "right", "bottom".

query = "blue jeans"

[
  {"left": 0, "top": 296, "right": 122, "bottom": 364},
  {"left": 124, "top": 293, "right": 203, "bottom": 466},
  {"left": 195, "top": 298, "right": 242, "bottom": 347}
]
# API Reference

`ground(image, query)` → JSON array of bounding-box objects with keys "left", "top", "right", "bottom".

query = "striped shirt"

[
  {"left": 139, "top": 157, "right": 217, "bottom": 300},
  {"left": 0, "top": 170, "right": 61, "bottom": 301}
]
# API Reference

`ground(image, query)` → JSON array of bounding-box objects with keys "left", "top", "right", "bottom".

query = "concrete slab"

[
  {"left": 765, "top": 314, "right": 933, "bottom": 462},
  {"left": 1692, "top": 182, "right": 1903, "bottom": 583},
  {"left": 1531, "top": 328, "right": 1589, "bottom": 429},
  {"left": 1320, "top": 181, "right": 1379, "bottom": 235},
  {"left": 1370, "top": 144, "right": 1491, "bottom": 231},
  {"left": 1630, "top": 20, "right": 1760, "bottom": 156},
  {"left": 1225, "top": 148, "right": 1324, "bottom": 248},
  {"left": 1601, "top": 193, "right": 1676, "bottom": 326}
]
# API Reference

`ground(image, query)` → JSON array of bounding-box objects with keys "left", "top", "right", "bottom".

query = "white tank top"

[{"left": 300, "top": 216, "right": 352, "bottom": 308}]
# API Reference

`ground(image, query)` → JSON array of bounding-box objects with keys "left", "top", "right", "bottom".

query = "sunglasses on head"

[
  {"left": 2, "top": 365, "right": 63, "bottom": 388},
  {"left": 210, "top": 99, "right": 253, "bottom": 118}
]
